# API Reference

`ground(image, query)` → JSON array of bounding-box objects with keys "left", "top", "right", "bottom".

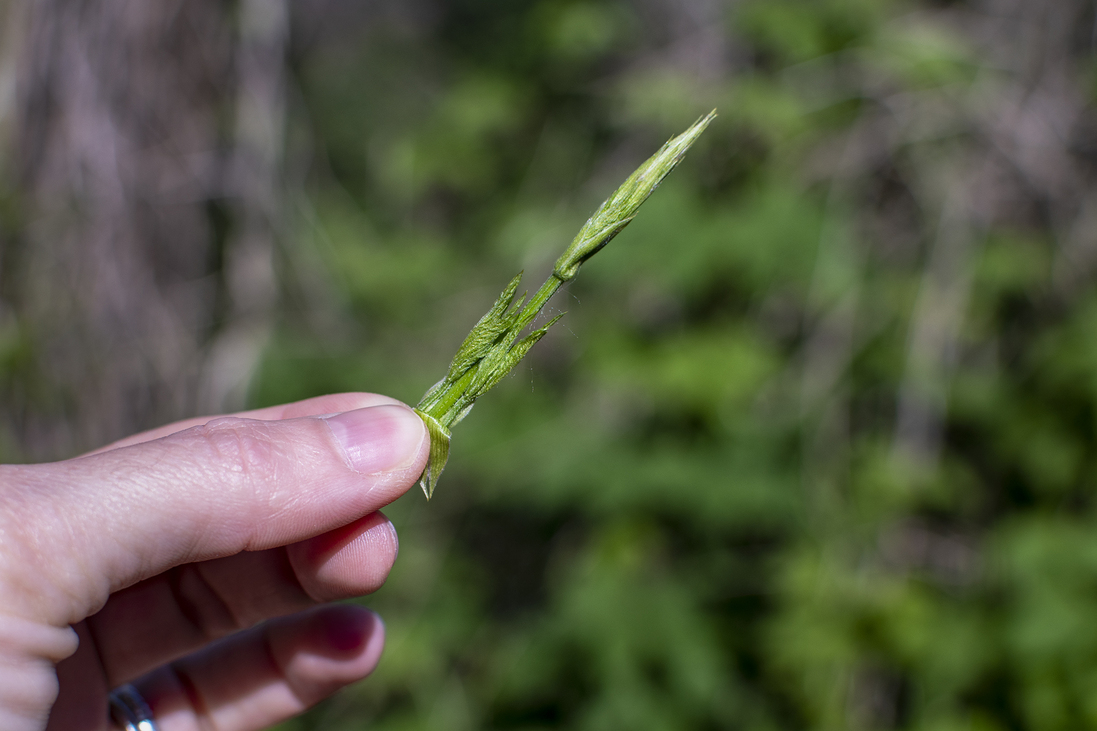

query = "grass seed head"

[{"left": 413, "top": 110, "right": 716, "bottom": 499}]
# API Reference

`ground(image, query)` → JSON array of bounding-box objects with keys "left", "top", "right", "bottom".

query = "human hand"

[{"left": 0, "top": 393, "right": 429, "bottom": 731}]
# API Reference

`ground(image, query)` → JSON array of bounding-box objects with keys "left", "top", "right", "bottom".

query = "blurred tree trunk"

[{"left": 3, "top": 0, "right": 286, "bottom": 460}]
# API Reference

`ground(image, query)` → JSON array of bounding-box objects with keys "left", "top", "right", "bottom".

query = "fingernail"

[
  {"left": 324, "top": 405, "right": 425, "bottom": 474},
  {"left": 388, "top": 519, "right": 400, "bottom": 561},
  {"left": 322, "top": 607, "right": 377, "bottom": 653}
]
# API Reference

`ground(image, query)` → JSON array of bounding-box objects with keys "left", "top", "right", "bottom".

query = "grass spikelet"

[{"left": 413, "top": 111, "right": 715, "bottom": 499}]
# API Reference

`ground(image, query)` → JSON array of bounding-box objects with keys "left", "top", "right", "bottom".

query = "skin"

[{"left": 0, "top": 392, "right": 430, "bottom": 731}]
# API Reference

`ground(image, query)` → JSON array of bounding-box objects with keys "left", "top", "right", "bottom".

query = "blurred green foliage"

[{"left": 261, "top": 0, "right": 1097, "bottom": 728}]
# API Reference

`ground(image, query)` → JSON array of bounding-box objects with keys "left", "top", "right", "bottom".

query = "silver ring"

[{"left": 108, "top": 683, "right": 159, "bottom": 731}]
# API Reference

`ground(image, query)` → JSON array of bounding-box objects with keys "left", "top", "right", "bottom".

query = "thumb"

[{"left": 0, "top": 403, "right": 427, "bottom": 628}]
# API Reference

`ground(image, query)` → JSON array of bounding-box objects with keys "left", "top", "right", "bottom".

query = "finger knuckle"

[{"left": 196, "top": 418, "right": 282, "bottom": 486}]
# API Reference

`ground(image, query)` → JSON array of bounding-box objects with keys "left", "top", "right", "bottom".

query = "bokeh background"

[{"left": 1, "top": 0, "right": 1096, "bottom": 728}]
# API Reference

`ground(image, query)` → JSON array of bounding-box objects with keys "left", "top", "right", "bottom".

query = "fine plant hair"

[{"left": 413, "top": 111, "right": 716, "bottom": 499}]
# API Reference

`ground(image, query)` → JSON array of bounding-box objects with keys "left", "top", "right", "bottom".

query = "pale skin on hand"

[{"left": 0, "top": 392, "right": 429, "bottom": 731}]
